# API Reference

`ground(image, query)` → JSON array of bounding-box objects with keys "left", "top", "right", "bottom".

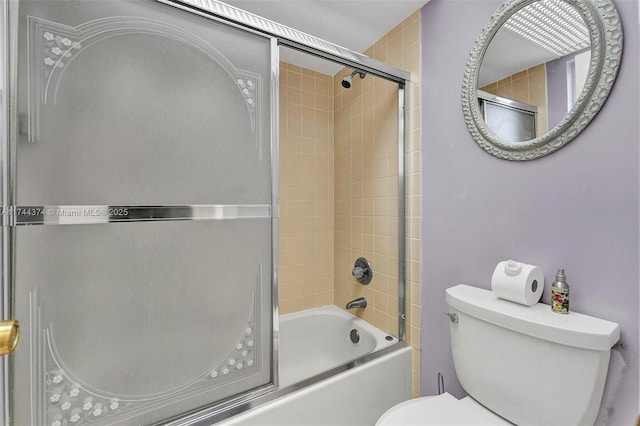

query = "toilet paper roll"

[{"left": 491, "top": 260, "right": 544, "bottom": 306}]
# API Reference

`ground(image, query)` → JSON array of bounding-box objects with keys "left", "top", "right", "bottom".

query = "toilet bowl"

[{"left": 376, "top": 392, "right": 511, "bottom": 426}]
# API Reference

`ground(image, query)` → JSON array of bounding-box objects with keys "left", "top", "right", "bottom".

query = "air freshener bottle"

[{"left": 551, "top": 268, "right": 570, "bottom": 314}]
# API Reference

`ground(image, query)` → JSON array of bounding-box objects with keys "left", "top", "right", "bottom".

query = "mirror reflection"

[{"left": 478, "top": 0, "right": 591, "bottom": 142}]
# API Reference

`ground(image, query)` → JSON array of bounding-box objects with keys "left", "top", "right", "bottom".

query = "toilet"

[{"left": 377, "top": 284, "right": 620, "bottom": 426}]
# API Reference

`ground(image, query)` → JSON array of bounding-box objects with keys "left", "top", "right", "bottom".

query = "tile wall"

[
  {"left": 278, "top": 63, "right": 335, "bottom": 314},
  {"left": 480, "top": 63, "right": 549, "bottom": 135},
  {"left": 333, "top": 64, "right": 399, "bottom": 330},
  {"left": 278, "top": 10, "right": 422, "bottom": 397},
  {"left": 333, "top": 10, "right": 422, "bottom": 397}
]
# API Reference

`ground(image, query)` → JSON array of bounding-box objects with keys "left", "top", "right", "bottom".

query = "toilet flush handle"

[{"left": 445, "top": 312, "right": 459, "bottom": 324}]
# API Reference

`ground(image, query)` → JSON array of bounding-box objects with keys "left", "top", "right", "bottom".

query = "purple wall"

[{"left": 420, "top": 0, "right": 638, "bottom": 424}]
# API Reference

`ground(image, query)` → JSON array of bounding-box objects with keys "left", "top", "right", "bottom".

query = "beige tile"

[
  {"left": 316, "top": 77, "right": 330, "bottom": 95},
  {"left": 403, "top": 19, "right": 420, "bottom": 47},
  {"left": 480, "top": 82, "right": 498, "bottom": 94},
  {"left": 301, "top": 74, "right": 315, "bottom": 93},
  {"left": 404, "top": 9, "right": 420, "bottom": 27},
  {"left": 402, "top": 43, "right": 420, "bottom": 73},
  {"left": 529, "top": 70, "right": 547, "bottom": 105},
  {"left": 279, "top": 7, "right": 422, "bottom": 394},
  {"left": 512, "top": 69, "right": 528, "bottom": 80},
  {"left": 512, "top": 77, "right": 530, "bottom": 104},
  {"left": 496, "top": 81, "right": 514, "bottom": 100},
  {"left": 300, "top": 67, "right": 315, "bottom": 77},
  {"left": 528, "top": 63, "right": 545, "bottom": 75},
  {"left": 301, "top": 90, "right": 315, "bottom": 109},
  {"left": 287, "top": 87, "right": 302, "bottom": 106},
  {"left": 287, "top": 69, "right": 301, "bottom": 89},
  {"left": 388, "top": 32, "right": 403, "bottom": 68},
  {"left": 287, "top": 63, "right": 302, "bottom": 74},
  {"left": 388, "top": 21, "right": 403, "bottom": 41}
]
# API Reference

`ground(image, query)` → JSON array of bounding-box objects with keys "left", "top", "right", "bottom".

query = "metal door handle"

[{"left": 0, "top": 320, "right": 19, "bottom": 356}]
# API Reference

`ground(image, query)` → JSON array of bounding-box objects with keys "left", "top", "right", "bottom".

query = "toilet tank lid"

[{"left": 446, "top": 284, "right": 620, "bottom": 351}]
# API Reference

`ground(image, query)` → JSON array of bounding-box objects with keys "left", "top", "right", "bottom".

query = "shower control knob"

[
  {"left": 352, "top": 257, "right": 372, "bottom": 285},
  {"left": 352, "top": 267, "right": 365, "bottom": 280}
]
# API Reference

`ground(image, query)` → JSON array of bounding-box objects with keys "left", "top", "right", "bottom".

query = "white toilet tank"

[{"left": 446, "top": 284, "right": 620, "bottom": 426}]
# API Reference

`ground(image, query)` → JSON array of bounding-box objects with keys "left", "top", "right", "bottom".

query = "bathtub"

[
  {"left": 214, "top": 305, "right": 412, "bottom": 426},
  {"left": 278, "top": 304, "right": 400, "bottom": 386}
]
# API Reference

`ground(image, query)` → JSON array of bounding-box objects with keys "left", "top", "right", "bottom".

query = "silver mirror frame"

[{"left": 462, "top": 0, "right": 623, "bottom": 160}]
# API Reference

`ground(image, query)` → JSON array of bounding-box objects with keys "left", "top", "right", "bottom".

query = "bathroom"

[{"left": 0, "top": 0, "right": 637, "bottom": 425}]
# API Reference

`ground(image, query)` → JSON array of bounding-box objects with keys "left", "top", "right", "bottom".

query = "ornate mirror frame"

[{"left": 461, "top": 0, "right": 623, "bottom": 160}]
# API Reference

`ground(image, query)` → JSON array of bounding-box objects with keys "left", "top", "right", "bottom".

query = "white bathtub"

[
  {"left": 278, "top": 304, "right": 399, "bottom": 386},
  {"left": 219, "top": 305, "right": 412, "bottom": 426}
]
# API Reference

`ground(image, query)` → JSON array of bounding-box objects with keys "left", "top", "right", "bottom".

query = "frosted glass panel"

[
  {"left": 9, "top": 0, "right": 275, "bottom": 424},
  {"left": 484, "top": 102, "right": 536, "bottom": 142},
  {"left": 13, "top": 220, "right": 273, "bottom": 425},
  {"left": 16, "top": 0, "right": 271, "bottom": 205}
]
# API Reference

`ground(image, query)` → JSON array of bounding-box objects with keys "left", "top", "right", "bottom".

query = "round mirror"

[{"left": 462, "top": 0, "right": 623, "bottom": 160}]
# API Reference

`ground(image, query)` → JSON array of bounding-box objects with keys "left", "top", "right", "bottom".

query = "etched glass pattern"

[{"left": 11, "top": 1, "right": 274, "bottom": 424}]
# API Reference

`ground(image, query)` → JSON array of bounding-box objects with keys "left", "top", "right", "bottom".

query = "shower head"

[{"left": 341, "top": 70, "right": 366, "bottom": 89}]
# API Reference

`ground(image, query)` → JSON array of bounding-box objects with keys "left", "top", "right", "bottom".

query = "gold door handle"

[{"left": 0, "top": 320, "right": 19, "bottom": 356}]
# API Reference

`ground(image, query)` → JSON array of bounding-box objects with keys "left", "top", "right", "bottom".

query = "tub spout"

[{"left": 346, "top": 297, "right": 367, "bottom": 310}]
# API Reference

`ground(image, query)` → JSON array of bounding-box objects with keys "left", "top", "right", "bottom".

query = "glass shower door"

[{"left": 5, "top": 0, "right": 276, "bottom": 424}]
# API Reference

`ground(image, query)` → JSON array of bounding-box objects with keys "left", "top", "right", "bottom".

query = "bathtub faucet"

[{"left": 346, "top": 297, "right": 367, "bottom": 310}]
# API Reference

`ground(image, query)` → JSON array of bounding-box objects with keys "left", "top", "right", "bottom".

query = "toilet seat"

[{"left": 376, "top": 392, "right": 512, "bottom": 426}]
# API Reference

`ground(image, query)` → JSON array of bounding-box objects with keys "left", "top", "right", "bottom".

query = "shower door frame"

[
  {"left": 0, "top": 0, "right": 280, "bottom": 423},
  {"left": 163, "top": 0, "right": 412, "bottom": 345},
  {"left": 0, "top": 0, "right": 412, "bottom": 424}
]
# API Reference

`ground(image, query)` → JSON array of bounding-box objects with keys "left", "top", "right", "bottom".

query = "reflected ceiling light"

[{"left": 503, "top": 0, "right": 590, "bottom": 57}]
